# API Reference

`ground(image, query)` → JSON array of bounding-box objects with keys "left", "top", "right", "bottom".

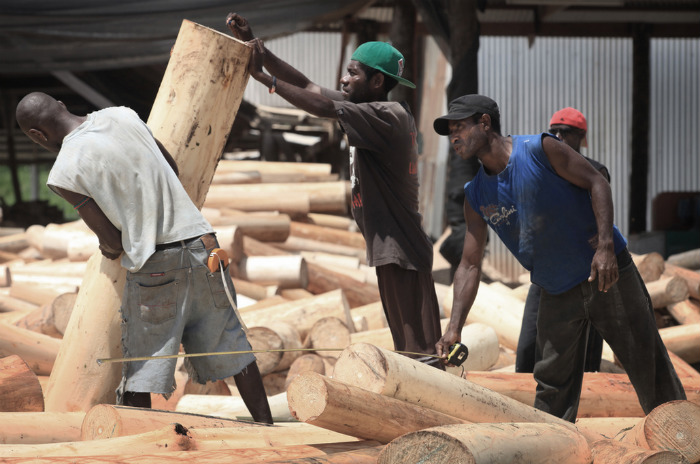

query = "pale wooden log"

[
  {"left": 211, "top": 170, "right": 262, "bottom": 184},
  {"left": 0, "top": 294, "right": 38, "bottom": 313},
  {"left": 304, "top": 316, "right": 352, "bottom": 358},
  {"left": 445, "top": 322, "right": 500, "bottom": 374},
  {"left": 351, "top": 314, "right": 368, "bottom": 332},
  {"left": 238, "top": 295, "right": 288, "bottom": 312},
  {"left": 67, "top": 235, "right": 99, "bottom": 261},
  {"left": 443, "top": 283, "right": 524, "bottom": 350},
  {"left": 40, "top": 222, "right": 94, "bottom": 260},
  {"left": 276, "top": 236, "right": 367, "bottom": 263},
  {"left": 262, "top": 371, "right": 288, "bottom": 396},
  {"left": 590, "top": 439, "right": 689, "bottom": 464},
  {"left": 208, "top": 181, "right": 350, "bottom": 214},
  {"left": 8, "top": 272, "right": 83, "bottom": 289},
  {"left": 211, "top": 225, "right": 244, "bottom": 264},
  {"left": 45, "top": 21, "right": 252, "bottom": 413},
  {"left": 0, "top": 412, "right": 84, "bottom": 444},
  {"left": 246, "top": 326, "right": 284, "bottom": 375},
  {"left": 462, "top": 371, "right": 700, "bottom": 417},
  {"left": 259, "top": 445, "right": 382, "bottom": 464},
  {"left": 0, "top": 232, "right": 29, "bottom": 253},
  {"left": 231, "top": 276, "right": 278, "bottom": 301},
  {"left": 0, "top": 442, "right": 380, "bottom": 464},
  {"left": 0, "top": 355, "right": 44, "bottom": 412},
  {"left": 285, "top": 353, "right": 326, "bottom": 390},
  {"left": 332, "top": 343, "right": 602, "bottom": 442},
  {"left": 349, "top": 326, "right": 394, "bottom": 350},
  {"left": 0, "top": 322, "right": 60, "bottom": 376},
  {"left": 204, "top": 191, "right": 311, "bottom": 216},
  {"left": 307, "top": 262, "right": 381, "bottom": 309},
  {"left": 288, "top": 371, "right": 468, "bottom": 444},
  {"left": 0, "top": 250, "right": 22, "bottom": 265},
  {"left": 0, "top": 265, "right": 10, "bottom": 287},
  {"left": 176, "top": 391, "right": 294, "bottom": 422},
  {"left": 305, "top": 213, "right": 357, "bottom": 232},
  {"left": 351, "top": 301, "right": 388, "bottom": 330},
  {"left": 632, "top": 252, "right": 666, "bottom": 283},
  {"left": 377, "top": 423, "right": 592, "bottom": 464},
  {"left": 278, "top": 288, "right": 315, "bottom": 300},
  {"left": 511, "top": 283, "right": 532, "bottom": 302},
  {"left": 214, "top": 211, "right": 291, "bottom": 242},
  {"left": 667, "top": 350, "right": 700, "bottom": 379},
  {"left": 300, "top": 251, "right": 361, "bottom": 271},
  {"left": 243, "top": 235, "right": 289, "bottom": 257},
  {"left": 267, "top": 321, "right": 303, "bottom": 372},
  {"left": 290, "top": 221, "right": 365, "bottom": 249},
  {"left": 48, "top": 292, "right": 77, "bottom": 336},
  {"left": 664, "top": 263, "right": 700, "bottom": 301},
  {"left": 238, "top": 255, "right": 308, "bottom": 289},
  {"left": 615, "top": 400, "right": 700, "bottom": 464},
  {"left": 217, "top": 159, "right": 332, "bottom": 176},
  {"left": 576, "top": 417, "right": 642, "bottom": 440},
  {"left": 0, "top": 423, "right": 360, "bottom": 457},
  {"left": 667, "top": 299, "right": 700, "bottom": 325},
  {"left": 321, "top": 356, "right": 337, "bottom": 377},
  {"left": 14, "top": 301, "right": 63, "bottom": 338},
  {"left": 667, "top": 248, "right": 700, "bottom": 270},
  {"left": 0, "top": 309, "right": 32, "bottom": 325},
  {"left": 240, "top": 289, "right": 353, "bottom": 340},
  {"left": 81, "top": 404, "right": 254, "bottom": 440},
  {"left": 647, "top": 276, "right": 690, "bottom": 309},
  {"left": 659, "top": 323, "right": 700, "bottom": 364},
  {"left": 9, "top": 281, "right": 78, "bottom": 306},
  {"left": 9, "top": 259, "right": 87, "bottom": 277}
]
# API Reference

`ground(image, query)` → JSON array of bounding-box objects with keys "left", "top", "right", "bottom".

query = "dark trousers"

[
  {"left": 516, "top": 284, "right": 603, "bottom": 373},
  {"left": 533, "top": 249, "right": 687, "bottom": 422},
  {"left": 376, "top": 263, "right": 444, "bottom": 369}
]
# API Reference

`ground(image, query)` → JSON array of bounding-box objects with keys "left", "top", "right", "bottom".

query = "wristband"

[{"left": 269, "top": 76, "right": 277, "bottom": 94}]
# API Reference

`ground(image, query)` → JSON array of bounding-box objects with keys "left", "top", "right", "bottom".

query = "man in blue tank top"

[{"left": 433, "top": 94, "right": 686, "bottom": 422}]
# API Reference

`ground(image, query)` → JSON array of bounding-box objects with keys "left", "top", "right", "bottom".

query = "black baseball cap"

[{"left": 433, "top": 94, "right": 500, "bottom": 136}]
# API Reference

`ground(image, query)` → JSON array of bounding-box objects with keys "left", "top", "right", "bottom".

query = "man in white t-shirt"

[{"left": 16, "top": 92, "right": 272, "bottom": 422}]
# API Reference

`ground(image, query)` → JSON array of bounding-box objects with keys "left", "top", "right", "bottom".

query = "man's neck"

[{"left": 481, "top": 134, "right": 512, "bottom": 175}]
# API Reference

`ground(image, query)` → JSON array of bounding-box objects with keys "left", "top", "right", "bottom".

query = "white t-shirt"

[{"left": 47, "top": 107, "right": 213, "bottom": 271}]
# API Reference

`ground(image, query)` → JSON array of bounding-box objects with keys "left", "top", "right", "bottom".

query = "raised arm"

[
  {"left": 436, "top": 198, "right": 488, "bottom": 362},
  {"left": 53, "top": 187, "right": 123, "bottom": 260},
  {"left": 542, "top": 135, "right": 618, "bottom": 291}
]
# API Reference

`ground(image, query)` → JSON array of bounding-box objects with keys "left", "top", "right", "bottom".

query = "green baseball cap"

[{"left": 351, "top": 41, "right": 416, "bottom": 89}]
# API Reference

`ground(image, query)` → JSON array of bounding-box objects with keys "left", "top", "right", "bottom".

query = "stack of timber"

[{"left": 2, "top": 20, "right": 700, "bottom": 463}]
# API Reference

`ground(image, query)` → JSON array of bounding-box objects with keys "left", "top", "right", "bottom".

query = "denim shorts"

[{"left": 117, "top": 236, "right": 254, "bottom": 401}]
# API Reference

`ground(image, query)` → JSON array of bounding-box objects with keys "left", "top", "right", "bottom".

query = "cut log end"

[
  {"left": 286, "top": 370, "right": 329, "bottom": 422},
  {"left": 332, "top": 343, "right": 389, "bottom": 395},
  {"left": 81, "top": 403, "right": 121, "bottom": 440},
  {"left": 378, "top": 429, "right": 475, "bottom": 464}
]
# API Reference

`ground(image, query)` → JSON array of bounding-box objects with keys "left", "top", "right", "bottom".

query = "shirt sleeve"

[{"left": 332, "top": 100, "right": 401, "bottom": 152}]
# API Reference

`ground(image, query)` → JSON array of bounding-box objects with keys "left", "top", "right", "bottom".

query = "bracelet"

[
  {"left": 73, "top": 196, "right": 92, "bottom": 210},
  {"left": 269, "top": 76, "right": 277, "bottom": 94}
]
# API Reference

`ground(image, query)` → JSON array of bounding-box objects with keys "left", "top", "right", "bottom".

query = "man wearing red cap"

[
  {"left": 226, "top": 14, "right": 443, "bottom": 368},
  {"left": 433, "top": 94, "right": 686, "bottom": 421},
  {"left": 516, "top": 107, "right": 610, "bottom": 374}
]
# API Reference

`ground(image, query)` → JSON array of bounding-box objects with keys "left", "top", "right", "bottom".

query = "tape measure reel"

[{"left": 447, "top": 342, "right": 469, "bottom": 367}]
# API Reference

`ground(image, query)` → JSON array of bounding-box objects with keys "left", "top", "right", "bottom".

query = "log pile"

[{"left": 2, "top": 20, "right": 700, "bottom": 464}]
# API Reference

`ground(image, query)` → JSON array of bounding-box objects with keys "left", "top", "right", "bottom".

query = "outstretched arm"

[
  {"left": 54, "top": 187, "right": 123, "bottom": 260},
  {"left": 436, "top": 199, "right": 488, "bottom": 363},
  {"left": 542, "top": 135, "right": 618, "bottom": 291}
]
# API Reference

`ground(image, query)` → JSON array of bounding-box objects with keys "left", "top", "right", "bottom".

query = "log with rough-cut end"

[
  {"left": 377, "top": 423, "right": 591, "bottom": 464},
  {"left": 659, "top": 323, "right": 700, "bottom": 364},
  {"left": 287, "top": 371, "right": 468, "bottom": 443},
  {"left": 246, "top": 326, "right": 284, "bottom": 375},
  {"left": 647, "top": 276, "right": 690, "bottom": 309},
  {"left": 0, "top": 355, "right": 44, "bottom": 412},
  {"left": 616, "top": 400, "right": 700, "bottom": 464},
  {"left": 591, "top": 438, "right": 688, "bottom": 464},
  {"left": 285, "top": 353, "right": 325, "bottom": 390},
  {"left": 305, "top": 316, "right": 352, "bottom": 358}
]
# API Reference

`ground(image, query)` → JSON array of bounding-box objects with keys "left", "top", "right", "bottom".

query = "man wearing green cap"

[{"left": 226, "top": 13, "right": 443, "bottom": 368}]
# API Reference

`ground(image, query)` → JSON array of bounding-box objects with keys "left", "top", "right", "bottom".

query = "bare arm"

[
  {"left": 542, "top": 135, "right": 618, "bottom": 291},
  {"left": 154, "top": 138, "right": 178, "bottom": 177},
  {"left": 54, "top": 187, "right": 123, "bottom": 260},
  {"left": 436, "top": 199, "right": 488, "bottom": 361}
]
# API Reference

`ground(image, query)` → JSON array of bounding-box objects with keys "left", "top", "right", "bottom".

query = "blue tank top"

[{"left": 464, "top": 133, "right": 627, "bottom": 294}]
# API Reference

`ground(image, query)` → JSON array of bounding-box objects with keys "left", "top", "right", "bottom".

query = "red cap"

[{"left": 549, "top": 107, "right": 587, "bottom": 131}]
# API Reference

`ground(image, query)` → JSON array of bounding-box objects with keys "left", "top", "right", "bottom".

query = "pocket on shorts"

[
  {"left": 136, "top": 280, "right": 179, "bottom": 324},
  {"left": 206, "top": 271, "right": 233, "bottom": 309}
]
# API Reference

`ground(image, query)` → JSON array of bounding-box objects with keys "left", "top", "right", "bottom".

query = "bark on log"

[
  {"left": 632, "top": 252, "right": 666, "bottom": 283},
  {"left": 377, "top": 423, "right": 591, "bottom": 464},
  {"left": 647, "top": 276, "right": 690, "bottom": 309},
  {"left": 45, "top": 20, "right": 253, "bottom": 412},
  {"left": 615, "top": 400, "right": 700, "bottom": 464},
  {"left": 0, "top": 355, "right": 44, "bottom": 412},
  {"left": 0, "top": 322, "right": 60, "bottom": 376},
  {"left": 667, "top": 248, "right": 700, "bottom": 270},
  {"left": 287, "top": 371, "right": 468, "bottom": 444},
  {"left": 0, "top": 423, "right": 359, "bottom": 457},
  {"left": 285, "top": 354, "right": 326, "bottom": 390},
  {"left": 332, "top": 343, "right": 602, "bottom": 442},
  {"left": 664, "top": 263, "right": 700, "bottom": 300},
  {"left": 240, "top": 289, "right": 353, "bottom": 340},
  {"left": 590, "top": 439, "right": 688, "bottom": 464},
  {"left": 667, "top": 299, "right": 700, "bottom": 325},
  {"left": 175, "top": 391, "right": 294, "bottom": 422},
  {"left": 238, "top": 255, "right": 308, "bottom": 288},
  {"left": 81, "top": 404, "right": 254, "bottom": 440},
  {"left": 0, "top": 441, "right": 380, "bottom": 464},
  {"left": 290, "top": 221, "right": 365, "bottom": 249},
  {"left": 304, "top": 316, "right": 352, "bottom": 358},
  {"left": 0, "top": 412, "right": 84, "bottom": 444},
  {"left": 659, "top": 323, "right": 700, "bottom": 364}
]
